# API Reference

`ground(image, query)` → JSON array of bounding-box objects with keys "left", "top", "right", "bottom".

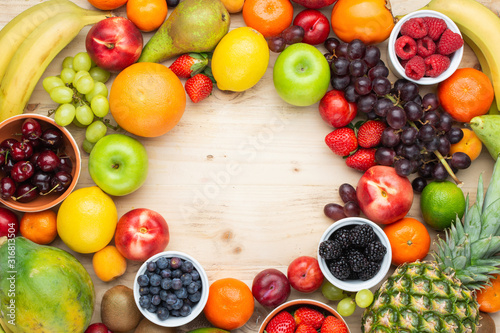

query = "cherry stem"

[
  {"left": 40, "top": 184, "right": 60, "bottom": 196},
  {"left": 11, "top": 186, "right": 37, "bottom": 201}
]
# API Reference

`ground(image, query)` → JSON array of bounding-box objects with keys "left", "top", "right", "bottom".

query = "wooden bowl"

[
  {"left": 0, "top": 114, "right": 81, "bottom": 212},
  {"left": 258, "top": 299, "right": 351, "bottom": 333}
]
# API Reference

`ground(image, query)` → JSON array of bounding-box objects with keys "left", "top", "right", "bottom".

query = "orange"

[
  {"left": 87, "top": 0, "right": 128, "bottom": 10},
  {"left": 19, "top": 209, "right": 57, "bottom": 245},
  {"left": 221, "top": 0, "right": 245, "bottom": 13},
  {"left": 437, "top": 68, "right": 494, "bottom": 123},
  {"left": 204, "top": 278, "right": 255, "bottom": 330},
  {"left": 242, "top": 0, "right": 294, "bottom": 38},
  {"left": 477, "top": 274, "right": 500, "bottom": 313},
  {"left": 449, "top": 128, "right": 482, "bottom": 161},
  {"left": 126, "top": 0, "right": 168, "bottom": 32},
  {"left": 383, "top": 217, "right": 431, "bottom": 266},
  {"left": 109, "top": 62, "right": 186, "bottom": 137},
  {"left": 92, "top": 245, "right": 127, "bottom": 282}
]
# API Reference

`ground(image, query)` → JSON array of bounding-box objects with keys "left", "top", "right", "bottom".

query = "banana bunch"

[
  {"left": 0, "top": 0, "right": 110, "bottom": 122},
  {"left": 422, "top": 0, "right": 500, "bottom": 114}
]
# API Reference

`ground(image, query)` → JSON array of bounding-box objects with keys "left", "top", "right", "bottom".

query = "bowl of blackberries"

[
  {"left": 318, "top": 217, "right": 392, "bottom": 292},
  {"left": 0, "top": 114, "right": 81, "bottom": 212},
  {"left": 133, "top": 251, "right": 209, "bottom": 327}
]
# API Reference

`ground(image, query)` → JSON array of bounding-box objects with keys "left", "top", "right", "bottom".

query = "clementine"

[
  {"left": 87, "top": 0, "right": 127, "bottom": 10},
  {"left": 92, "top": 245, "right": 127, "bottom": 282},
  {"left": 109, "top": 62, "right": 186, "bottom": 137},
  {"left": 477, "top": 274, "right": 500, "bottom": 313},
  {"left": 19, "top": 209, "right": 58, "bottom": 245},
  {"left": 204, "top": 278, "right": 255, "bottom": 330},
  {"left": 449, "top": 128, "right": 482, "bottom": 161},
  {"left": 437, "top": 68, "right": 494, "bottom": 123},
  {"left": 383, "top": 217, "right": 431, "bottom": 266},
  {"left": 242, "top": 0, "right": 294, "bottom": 38},
  {"left": 127, "top": 0, "right": 168, "bottom": 32}
]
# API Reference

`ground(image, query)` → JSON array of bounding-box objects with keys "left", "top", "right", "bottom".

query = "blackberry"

[
  {"left": 348, "top": 270, "right": 359, "bottom": 280},
  {"left": 346, "top": 248, "right": 369, "bottom": 272},
  {"left": 350, "top": 224, "right": 376, "bottom": 247},
  {"left": 332, "top": 228, "right": 352, "bottom": 249},
  {"left": 328, "top": 257, "right": 351, "bottom": 280},
  {"left": 319, "top": 240, "right": 343, "bottom": 260},
  {"left": 365, "top": 240, "right": 387, "bottom": 262},
  {"left": 358, "top": 261, "right": 381, "bottom": 280}
]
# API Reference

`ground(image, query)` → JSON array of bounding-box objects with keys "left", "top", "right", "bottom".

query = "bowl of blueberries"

[{"left": 134, "top": 250, "right": 209, "bottom": 327}]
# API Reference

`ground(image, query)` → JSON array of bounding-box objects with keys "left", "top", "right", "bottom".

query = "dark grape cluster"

[
  {"left": 0, "top": 118, "right": 74, "bottom": 202},
  {"left": 267, "top": 25, "right": 305, "bottom": 53},
  {"left": 324, "top": 183, "right": 360, "bottom": 221}
]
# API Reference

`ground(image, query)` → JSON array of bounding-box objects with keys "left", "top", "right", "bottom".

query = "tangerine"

[
  {"left": 109, "top": 62, "right": 186, "bottom": 137},
  {"left": 437, "top": 68, "right": 494, "bottom": 123},
  {"left": 19, "top": 210, "right": 58, "bottom": 245},
  {"left": 87, "top": 0, "right": 128, "bottom": 10},
  {"left": 449, "top": 128, "right": 482, "bottom": 161},
  {"left": 242, "top": 0, "right": 294, "bottom": 38},
  {"left": 92, "top": 245, "right": 127, "bottom": 282},
  {"left": 383, "top": 217, "right": 431, "bottom": 266},
  {"left": 126, "top": 0, "right": 168, "bottom": 32},
  {"left": 476, "top": 274, "right": 500, "bottom": 313},
  {"left": 204, "top": 278, "right": 255, "bottom": 330}
]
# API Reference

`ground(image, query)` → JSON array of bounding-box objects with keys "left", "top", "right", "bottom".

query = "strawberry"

[
  {"left": 295, "top": 324, "right": 317, "bottom": 333},
  {"left": 293, "top": 306, "right": 325, "bottom": 329},
  {"left": 357, "top": 120, "right": 386, "bottom": 148},
  {"left": 320, "top": 316, "right": 348, "bottom": 333},
  {"left": 185, "top": 73, "right": 213, "bottom": 103},
  {"left": 345, "top": 148, "right": 377, "bottom": 172},
  {"left": 325, "top": 128, "right": 358, "bottom": 156},
  {"left": 266, "top": 310, "right": 296, "bottom": 333},
  {"left": 169, "top": 53, "right": 209, "bottom": 78}
]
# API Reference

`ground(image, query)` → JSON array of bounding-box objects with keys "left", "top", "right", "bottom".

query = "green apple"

[
  {"left": 273, "top": 43, "right": 330, "bottom": 106},
  {"left": 88, "top": 134, "right": 148, "bottom": 196}
]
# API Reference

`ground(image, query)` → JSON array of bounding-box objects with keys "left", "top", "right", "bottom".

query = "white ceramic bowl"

[
  {"left": 133, "top": 251, "right": 209, "bottom": 327},
  {"left": 387, "top": 9, "right": 464, "bottom": 85},
  {"left": 318, "top": 217, "right": 392, "bottom": 292}
]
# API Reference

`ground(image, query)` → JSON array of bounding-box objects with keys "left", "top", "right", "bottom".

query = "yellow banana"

[
  {"left": 0, "top": 9, "right": 109, "bottom": 121},
  {"left": 422, "top": 0, "right": 500, "bottom": 111},
  {"left": 0, "top": 0, "right": 91, "bottom": 82}
]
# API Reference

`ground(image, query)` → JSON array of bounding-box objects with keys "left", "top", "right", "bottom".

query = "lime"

[{"left": 420, "top": 181, "right": 466, "bottom": 230}]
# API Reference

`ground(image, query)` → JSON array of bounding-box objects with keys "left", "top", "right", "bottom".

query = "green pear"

[
  {"left": 138, "top": 0, "right": 230, "bottom": 63},
  {"left": 470, "top": 115, "right": 500, "bottom": 159}
]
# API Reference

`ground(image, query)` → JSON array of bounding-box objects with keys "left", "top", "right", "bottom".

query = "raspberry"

[
  {"left": 423, "top": 17, "right": 447, "bottom": 41},
  {"left": 437, "top": 28, "right": 464, "bottom": 55},
  {"left": 395, "top": 35, "right": 417, "bottom": 60},
  {"left": 424, "top": 54, "right": 451, "bottom": 77},
  {"left": 417, "top": 36, "right": 436, "bottom": 57},
  {"left": 405, "top": 55, "right": 425, "bottom": 80},
  {"left": 400, "top": 17, "right": 428, "bottom": 39}
]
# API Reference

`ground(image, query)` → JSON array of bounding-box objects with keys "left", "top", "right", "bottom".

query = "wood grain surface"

[{"left": 1, "top": 0, "right": 499, "bottom": 332}]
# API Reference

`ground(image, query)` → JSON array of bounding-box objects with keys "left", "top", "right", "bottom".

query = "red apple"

[
  {"left": 86, "top": 17, "right": 143, "bottom": 73},
  {"left": 356, "top": 165, "right": 413, "bottom": 224},
  {"left": 287, "top": 256, "right": 324, "bottom": 293},
  {"left": 252, "top": 268, "right": 291, "bottom": 308},
  {"left": 292, "top": 0, "right": 337, "bottom": 9},
  {"left": 0, "top": 207, "right": 18, "bottom": 238},
  {"left": 293, "top": 9, "right": 330, "bottom": 45},
  {"left": 85, "top": 323, "right": 112, "bottom": 333},
  {"left": 115, "top": 208, "right": 169, "bottom": 261},
  {"left": 318, "top": 90, "right": 357, "bottom": 128}
]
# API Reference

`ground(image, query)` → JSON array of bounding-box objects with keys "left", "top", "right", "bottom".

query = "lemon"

[
  {"left": 57, "top": 186, "right": 118, "bottom": 253},
  {"left": 211, "top": 27, "right": 269, "bottom": 92},
  {"left": 420, "top": 181, "right": 466, "bottom": 230}
]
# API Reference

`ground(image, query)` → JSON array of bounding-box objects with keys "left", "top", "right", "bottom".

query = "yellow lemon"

[
  {"left": 211, "top": 27, "right": 269, "bottom": 92},
  {"left": 57, "top": 186, "right": 118, "bottom": 253}
]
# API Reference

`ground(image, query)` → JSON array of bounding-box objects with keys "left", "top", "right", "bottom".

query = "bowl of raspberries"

[
  {"left": 318, "top": 217, "right": 392, "bottom": 292},
  {"left": 387, "top": 10, "right": 464, "bottom": 84}
]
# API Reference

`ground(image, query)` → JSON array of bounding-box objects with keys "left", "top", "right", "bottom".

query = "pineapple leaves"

[
  {"left": 480, "top": 198, "right": 500, "bottom": 237},
  {"left": 483, "top": 156, "right": 500, "bottom": 210}
]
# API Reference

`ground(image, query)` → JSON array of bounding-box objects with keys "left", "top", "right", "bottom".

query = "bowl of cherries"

[{"left": 0, "top": 114, "right": 81, "bottom": 212}]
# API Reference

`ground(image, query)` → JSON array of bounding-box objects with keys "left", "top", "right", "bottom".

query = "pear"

[
  {"left": 470, "top": 115, "right": 500, "bottom": 159},
  {"left": 138, "top": 0, "right": 230, "bottom": 63}
]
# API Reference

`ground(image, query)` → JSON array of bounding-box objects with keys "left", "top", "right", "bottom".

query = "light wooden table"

[{"left": 1, "top": 0, "right": 499, "bottom": 332}]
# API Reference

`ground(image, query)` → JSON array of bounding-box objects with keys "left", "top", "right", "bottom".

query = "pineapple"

[{"left": 362, "top": 156, "right": 500, "bottom": 333}]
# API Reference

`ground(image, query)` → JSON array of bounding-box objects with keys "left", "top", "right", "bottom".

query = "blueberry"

[
  {"left": 180, "top": 304, "right": 192, "bottom": 317},
  {"left": 159, "top": 289, "right": 169, "bottom": 301},
  {"left": 187, "top": 281, "right": 198, "bottom": 294},
  {"left": 166, "top": 293, "right": 177, "bottom": 305},
  {"left": 139, "top": 295, "right": 151, "bottom": 308},
  {"left": 150, "top": 274, "right": 162, "bottom": 287},
  {"left": 170, "top": 257, "right": 182, "bottom": 269},
  {"left": 194, "top": 280, "right": 203, "bottom": 290},
  {"left": 184, "top": 298, "right": 193, "bottom": 307},
  {"left": 175, "top": 287, "right": 187, "bottom": 299},
  {"left": 161, "top": 278, "right": 172, "bottom": 290},
  {"left": 171, "top": 309, "right": 180, "bottom": 317},
  {"left": 139, "top": 287, "right": 150, "bottom": 295},
  {"left": 190, "top": 270, "right": 200, "bottom": 281},
  {"left": 147, "top": 304, "right": 158, "bottom": 313},
  {"left": 156, "top": 257, "right": 169, "bottom": 270},
  {"left": 151, "top": 294, "right": 161, "bottom": 306},
  {"left": 181, "top": 273, "right": 193, "bottom": 286},
  {"left": 150, "top": 286, "right": 161, "bottom": 295},
  {"left": 181, "top": 260, "right": 193, "bottom": 273},
  {"left": 166, "top": 303, "right": 173, "bottom": 311},
  {"left": 137, "top": 274, "right": 149, "bottom": 287},
  {"left": 154, "top": 267, "right": 161, "bottom": 274},
  {"left": 147, "top": 261, "right": 157, "bottom": 272},
  {"left": 157, "top": 307, "right": 169, "bottom": 321},
  {"left": 145, "top": 271, "right": 154, "bottom": 278},
  {"left": 172, "top": 269, "right": 182, "bottom": 279},
  {"left": 171, "top": 278, "right": 182, "bottom": 290},
  {"left": 172, "top": 298, "right": 183, "bottom": 310},
  {"left": 160, "top": 269, "right": 172, "bottom": 279},
  {"left": 188, "top": 291, "right": 201, "bottom": 303}
]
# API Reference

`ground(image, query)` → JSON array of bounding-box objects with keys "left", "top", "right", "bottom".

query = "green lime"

[{"left": 420, "top": 180, "right": 466, "bottom": 230}]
